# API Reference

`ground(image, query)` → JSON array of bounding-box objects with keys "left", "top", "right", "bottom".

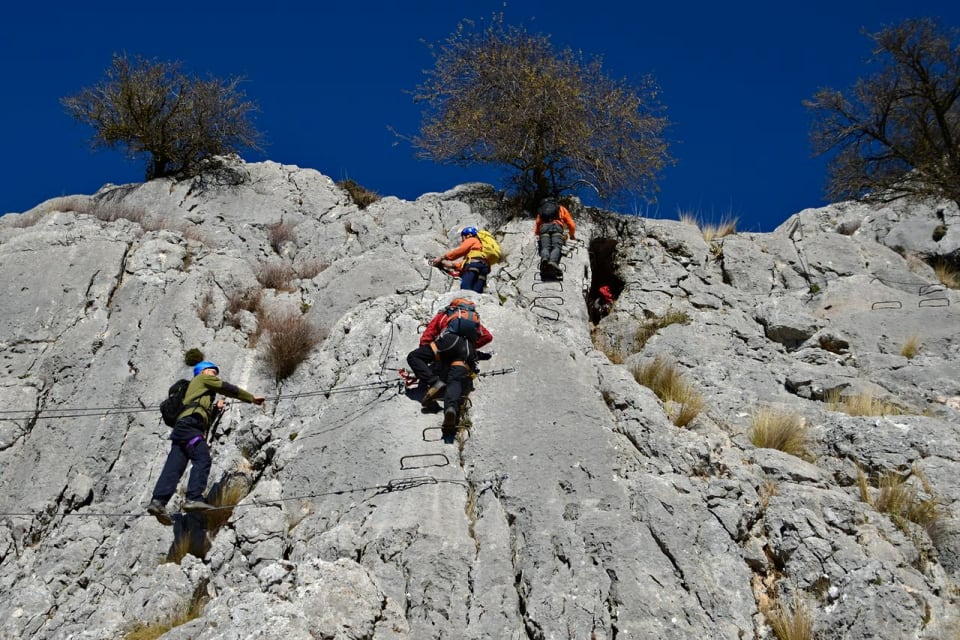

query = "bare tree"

[
  {"left": 62, "top": 53, "right": 263, "bottom": 180},
  {"left": 805, "top": 18, "right": 960, "bottom": 209},
  {"left": 410, "top": 15, "right": 672, "bottom": 207}
]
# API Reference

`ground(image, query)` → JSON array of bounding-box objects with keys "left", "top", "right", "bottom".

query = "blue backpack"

[{"left": 443, "top": 298, "right": 480, "bottom": 341}]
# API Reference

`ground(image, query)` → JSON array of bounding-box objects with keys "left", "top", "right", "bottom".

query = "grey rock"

[{"left": 1, "top": 160, "right": 958, "bottom": 639}]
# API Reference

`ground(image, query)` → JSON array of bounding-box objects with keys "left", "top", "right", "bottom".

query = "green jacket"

[{"left": 177, "top": 373, "right": 256, "bottom": 428}]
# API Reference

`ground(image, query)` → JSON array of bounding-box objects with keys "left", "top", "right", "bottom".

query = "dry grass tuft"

[
  {"left": 827, "top": 390, "right": 907, "bottom": 416},
  {"left": 763, "top": 592, "right": 813, "bottom": 640},
  {"left": 630, "top": 356, "right": 704, "bottom": 427},
  {"left": 759, "top": 479, "right": 780, "bottom": 511},
  {"left": 701, "top": 218, "right": 738, "bottom": 242},
  {"left": 268, "top": 221, "right": 297, "bottom": 254},
  {"left": 255, "top": 262, "right": 296, "bottom": 291},
  {"left": 337, "top": 178, "right": 380, "bottom": 209},
  {"left": 204, "top": 475, "right": 251, "bottom": 531},
  {"left": 591, "top": 330, "right": 625, "bottom": 364},
  {"left": 749, "top": 407, "right": 814, "bottom": 461},
  {"left": 294, "top": 259, "right": 330, "bottom": 280},
  {"left": 900, "top": 335, "right": 921, "bottom": 359},
  {"left": 163, "top": 535, "right": 192, "bottom": 566},
  {"left": 123, "top": 586, "right": 207, "bottom": 640},
  {"left": 856, "top": 464, "right": 940, "bottom": 536},
  {"left": 634, "top": 308, "right": 690, "bottom": 351},
  {"left": 676, "top": 210, "right": 737, "bottom": 241},
  {"left": 226, "top": 288, "right": 262, "bottom": 317},
  {"left": 258, "top": 309, "right": 325, "bottom": 381},
  {"left": 934, "top": 260, "right": 960, "bottom": 289},
  {"left": 678, "top": 211, "right": 700, "bottom": 227}
]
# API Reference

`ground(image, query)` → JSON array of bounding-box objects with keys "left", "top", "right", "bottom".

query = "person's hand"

[
  {"left": 216, "top": 399, "right": 226, "bottom": 410},
  {"left": 252, "top": 396, "right": 265, "bottom": 405},
  {"left": 476, "top": 351, "right": 493, "bottom": 360}
]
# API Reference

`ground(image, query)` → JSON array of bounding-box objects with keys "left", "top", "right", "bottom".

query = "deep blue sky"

[{"left": 3, "top": 1, "right": 959, "bottom": 231}]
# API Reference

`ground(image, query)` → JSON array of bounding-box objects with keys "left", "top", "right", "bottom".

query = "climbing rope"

[{"left": 0, "top": 474, "right": 509, "bottom": 520}]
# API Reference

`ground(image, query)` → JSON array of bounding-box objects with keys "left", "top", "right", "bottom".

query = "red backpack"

[{"left": 442, "top": 298, "right": 480, "bottom": 340}]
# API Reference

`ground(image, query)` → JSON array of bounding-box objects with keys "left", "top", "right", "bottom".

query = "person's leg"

[
  {"left": 459, "top": 266, "right": 478, "bottom": 291},
  {"left": 407, "top": 345, "right": 438, "bottom": 383},
  {"left": 151, "top": 443, "right": 188, "bottom": 503},
  {"left": 538, "top": 234, "right": 551, "bottom": 262},
  {"left": 470, "top": 262, "right": 489, "bottom": 293},
  {"left": 443, "top": 363, "right": 471, "bottom": 426},
  {"left": 548, "top": 233, "right": 563, "bottom": 264},
  {"left": 184, "top": 436, "right": 212, "bottom": 502}
]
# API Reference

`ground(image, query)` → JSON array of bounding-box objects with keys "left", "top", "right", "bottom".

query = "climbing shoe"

[
  {"left": 182, "top": 500, "right": 214, "bottom": 513},
  {"left": 421, "top": 379, "right": 446, "bottom": 406},
  {"left": 147, "top": 499, "right": 173, "bottom": 526},
  {"left": 442, "top": 407, "right": 458, "bottom": 428}
]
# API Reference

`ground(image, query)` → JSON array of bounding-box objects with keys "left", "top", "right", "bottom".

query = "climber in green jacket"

[{"left": 147, "top": 361, "right": 264, "bottom": 525}]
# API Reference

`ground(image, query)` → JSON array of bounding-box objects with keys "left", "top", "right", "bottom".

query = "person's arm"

[
  {"left": 419, "top": 312, "right": 446, "bottom": 346},
  {"left": 534, "top": 216, "right": 542, "bottom": 235},
  {"left": 475, "top": 324, "right": 493, "bottom": 348},
  {"left": 199, "top": 376, "right": 264, "bottom": 405},
  {"left": 560, "top": 207, "right": 576, "bottom": 240},
  {"left": 443, "top": 238, "right": 474, "bottom": 261}
]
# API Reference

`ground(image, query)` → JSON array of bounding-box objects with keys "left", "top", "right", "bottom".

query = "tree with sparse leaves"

[
  {"left": 805, "top": 18, "right": 960, "bottom": 209},
  {"left": 411, "top": 15, "right": 672, "bottom": 207},
  {"left": 62, "top": 53, "right": 263, "bottom": 181}
]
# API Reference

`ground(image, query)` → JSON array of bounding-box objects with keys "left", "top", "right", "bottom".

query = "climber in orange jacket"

[
  {"left": 430, "top": 226, "right": 490, "bottom": 293},
  {"left": 534, "top": 199, "right": 576, "bottom": 280}
]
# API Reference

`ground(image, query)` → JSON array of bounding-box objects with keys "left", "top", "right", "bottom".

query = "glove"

[
  {"left": 476, "top": 351, "right": 493, "bottom": 360},
  {"left": 471, "top": 360, "right": 481, "bottom": 374}
]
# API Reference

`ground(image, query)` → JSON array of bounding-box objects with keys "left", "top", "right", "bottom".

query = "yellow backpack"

[{"left": 477, "top": 229, "right": 502, "bottom": 265}]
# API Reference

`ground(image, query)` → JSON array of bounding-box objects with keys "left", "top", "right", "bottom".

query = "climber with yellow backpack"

[{"left": 430, "top": 226, "right": 502, "bottom": 293}]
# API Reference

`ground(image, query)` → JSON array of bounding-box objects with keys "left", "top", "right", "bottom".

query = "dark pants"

[
  {"left": 538, "top": 225, "right": 565, "bottom": 265},
  {"left": 460, "top": 259, "right": 490, "bottom": 293},
  {"left": 152, "top": 415, "right": 211, "bottom": 503},
  {"left": 407, "top": 333, "right": 475, "bottom": 411}
]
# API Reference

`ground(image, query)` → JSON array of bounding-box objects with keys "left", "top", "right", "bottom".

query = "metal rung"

[
  {"left": 400, "top": 453, "right": 450, "bottom": 470},
  {"left": 919, "top": 298, "right": 949, "bottom": 307},
  {"left": 919, "top": 283, "right": 946, "bottom": 296},
  {"left": 871, "top": 300, "right": 902, "bottom": 310},
  {"left": 532, "top": 280, "right": 563, "bottom": 292},
  {"left": 422, "top": 425, "right": 470, "bottom": 441},
  {"left": 531, "top": 295, "right": 563, "bottom": 321}
]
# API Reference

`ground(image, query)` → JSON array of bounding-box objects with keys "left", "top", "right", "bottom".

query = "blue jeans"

[
  {"left": 459, "top": 260, "right": 490, "bottom": 293},
  {"left": 151, "top": 415, "right": 211, "bottom": 503}
]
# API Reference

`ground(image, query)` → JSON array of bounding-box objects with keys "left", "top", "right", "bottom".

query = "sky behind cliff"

[{"left": 2, "top": 1, "right": 959, "bottom": 231}]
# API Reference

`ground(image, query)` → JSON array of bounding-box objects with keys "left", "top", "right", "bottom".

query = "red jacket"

[{"left": 419, "top": 310, "right": 494, "bottom": 347}]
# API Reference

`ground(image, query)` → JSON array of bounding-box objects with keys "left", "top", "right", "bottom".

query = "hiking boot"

[
  {"left": 182, "top": 500, "right": 214, "bottom": 513},
  {"left": 442, "top": 407, "right": 458, "bottom": 428},
  {"left": 421, "top": 379, "right": 446, "bottom": 406},
  {"left": 147, "top": 499, "right": 172, "bottom": 526}
]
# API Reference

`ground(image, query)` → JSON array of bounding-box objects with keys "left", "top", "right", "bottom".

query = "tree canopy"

[
  {"left": 411, "top": 15, "right": 672, "bottom": 207},
  {"left": 805, "top": 18, "right": 960, "bottom": 209},
  {"left": 62, "top": 53, "right": 262, "bottom": 181}
]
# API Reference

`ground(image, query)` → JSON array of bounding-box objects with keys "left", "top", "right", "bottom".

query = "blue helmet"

[
  {"left": 460, "top": 226, "right": 478, "bottom": 237},
  {"left": 193, "top": 361, "right": 220, "bottom": 376}
]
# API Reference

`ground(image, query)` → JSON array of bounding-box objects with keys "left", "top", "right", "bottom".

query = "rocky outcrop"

[{"left": 0, "top": 157, "right": 958, "bottom": 638}]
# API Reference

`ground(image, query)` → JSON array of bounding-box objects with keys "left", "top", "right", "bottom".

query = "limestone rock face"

[{"left": 1, "top": 158, "right": 958, "bottom": 639}]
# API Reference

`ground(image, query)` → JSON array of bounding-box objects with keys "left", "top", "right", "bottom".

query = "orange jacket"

[
  {"left": 443, "top": 236, "right": 485, "bottom": 263},
  {"left": 534, "top": 205, "right": 576, "bottom": 240}
]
